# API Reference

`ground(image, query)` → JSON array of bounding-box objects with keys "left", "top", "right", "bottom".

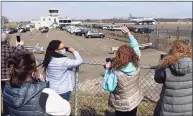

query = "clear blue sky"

[{"left": 2, "top": 2, "right": 192, "bottom": 22}]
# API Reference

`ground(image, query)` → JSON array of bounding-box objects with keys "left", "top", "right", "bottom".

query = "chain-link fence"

[{"left": 69, "top": 62, "right": 161, "bottom": 116}]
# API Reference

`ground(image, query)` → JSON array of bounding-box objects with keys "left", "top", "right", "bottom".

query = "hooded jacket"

[
  {"left": 153, "top": 57, "right": 192, "bottom": 116},
  {"left": 3, "top": 82, "right": 50, "bottom": 116}
]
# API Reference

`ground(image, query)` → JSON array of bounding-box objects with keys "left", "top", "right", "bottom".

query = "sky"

[{"left": 2, "top": 2, "right": 192, "bottom": 22}]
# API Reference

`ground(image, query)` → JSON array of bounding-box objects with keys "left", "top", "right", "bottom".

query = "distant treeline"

[{"left": 73, "top": 18, "right": 192, "bottom": 23}]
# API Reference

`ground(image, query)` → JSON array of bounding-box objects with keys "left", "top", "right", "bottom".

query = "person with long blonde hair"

[{"left": 154, "top": 40, "right": 192, "bottom": 116}]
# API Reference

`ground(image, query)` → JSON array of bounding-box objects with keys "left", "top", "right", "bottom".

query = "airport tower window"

[{"left": 49, "top": 10, "right": 58, "bottom": 13}]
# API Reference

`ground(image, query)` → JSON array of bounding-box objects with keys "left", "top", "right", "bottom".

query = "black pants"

[
  {"left": 115, "top": 107, "right": 137, "bottom": 116},
  {"left": 1, "top": 81, "right": 9, "bottom": 115}
]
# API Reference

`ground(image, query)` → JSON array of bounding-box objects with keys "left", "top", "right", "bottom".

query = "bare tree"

[{"left": 2, "top": 16, "right": 9, "bottom": 24}]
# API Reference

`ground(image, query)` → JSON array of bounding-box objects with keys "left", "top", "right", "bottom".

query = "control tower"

[{"left": 49, "top": 8, "right": 59, "bottom": 17}]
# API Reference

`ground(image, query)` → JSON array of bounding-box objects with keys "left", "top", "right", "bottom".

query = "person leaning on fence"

[
  {"left": 104, "top": 26, "right": 143, "bottom": 116},
  {"left": 3, "top": 52, "right": 71, "bottom": 116},
  {"left": 42, "top": 40, "right": 83, "bottom": 101},
  {"left": 1, "top": 32, "right": 28, "bottom": 115},
  {"left": 153, "top": 40, "right": 192, "bottom": 116}
]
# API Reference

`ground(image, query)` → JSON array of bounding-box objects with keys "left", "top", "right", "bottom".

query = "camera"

[
  {"left": 64, "top": 47, "right": 69, "bottom": 51},
  {"left": 106, "top": 58, "right": 115, "bottom": 62},
  {"left": 104, "top": 58, "right": 115, "bottom": 69},
  {"left": 160, "top": 53, "right": 166, "bottom": 60}
]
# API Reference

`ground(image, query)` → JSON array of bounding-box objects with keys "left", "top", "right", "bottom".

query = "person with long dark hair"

[
  {"left": 42, "top": 40, "right": 83, "bottom": 101},
  {"left": 104, "top": 27, "right": 143, "bottom": 116},
  {"left": 153, "top": 40, "right": 192, "bottom": 116},
  {"left": 3, "top": 52, "right": 71, "bottom": 116}
]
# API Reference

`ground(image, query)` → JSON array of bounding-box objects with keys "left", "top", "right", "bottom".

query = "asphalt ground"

[{"left": 10, "top": 28, "right": 164, "bottom": 65}]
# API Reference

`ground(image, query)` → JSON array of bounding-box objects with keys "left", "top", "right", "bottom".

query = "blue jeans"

[{"left": 59, "top": 91, "right": 71, "bottom": 101}]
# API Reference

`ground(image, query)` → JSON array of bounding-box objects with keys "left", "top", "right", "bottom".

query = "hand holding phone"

[
  {"left": 16, "top": 36, "right": 21, "bottom": 42},
  {"left": 68, "top": 47, "right": 75, "bottom": 52},
  {"left": 16, "top": 40, "right": 24, "bottom": 46}
]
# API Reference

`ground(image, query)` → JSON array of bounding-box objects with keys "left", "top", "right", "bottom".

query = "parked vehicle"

[
  {"left": 20, "top": 28, "right": 27, "bottom": 33},
  {"left": 85, "top": 31, "right": 105, "bottom": 38},
  {"left": 74, "top": 29, "right": 88, "bottom": 36},
  {"left": 102, "top": 26, "right": 108, "bottom": 30},
  {"left": 109, "top": 25, "right": 121, "bottom": 31},
  {"left": 40, "top": 27, "right": 49, "bottom": 33},
  {"left": 26, "top": 27, "right": 31, "bottom": 31},
  {"left": 133, "top": 27, "right": 140, "bottom": 33},
  {"left": 138, "top": 28, "right": 154, "bottom": 34},
  {"left": 92, "top": 24, "right": 103, "bottom": 29},
  {"left": 5, "top": 28, "right": 18, "bottom": 34},
  {"left": 70, "top": 28, "right": 81, "bottom": 34}
]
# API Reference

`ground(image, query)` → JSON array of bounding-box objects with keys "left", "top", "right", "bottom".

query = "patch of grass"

[
  {"left": 70, "top": 95, "right": 156, "bottom": 116},
  {"left": 138, "top": 100, "right": 156, "bottom": 116}
]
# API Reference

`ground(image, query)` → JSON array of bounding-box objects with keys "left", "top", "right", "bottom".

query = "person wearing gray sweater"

[{"left": 154, "top": 40, "right": 192, "bottom": 116}]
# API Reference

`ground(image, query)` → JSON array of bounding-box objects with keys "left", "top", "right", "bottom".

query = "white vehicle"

[
  {"left": 102, "top": 26, "right": 108, "bottom": 30},
  {"left": 111, "top": 25, "right": 121, "bottom": 31},
  {"left": 71, "top": 21, "right": 82, "bottom": 25},
  {"left": 70, "top": 28, "right": 81, "bottom": 34}
]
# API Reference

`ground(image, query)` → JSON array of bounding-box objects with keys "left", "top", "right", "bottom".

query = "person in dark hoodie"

[
  {"left": 104, "top": 26, "right": 143, "bottom": 116},
  {"left": 3, "top": 52, "right": 71, "bottom": 116},
  {"left": 153, "top": 40, "right": 192, "bottom": 116}
]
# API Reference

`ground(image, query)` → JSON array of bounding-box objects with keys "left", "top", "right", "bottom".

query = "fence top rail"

[
  {"left": 35, "top": 59, "right": 157, "bottom": 69},
  {"left": 82, "top": 61, "right": 157, "bottom": 69}
]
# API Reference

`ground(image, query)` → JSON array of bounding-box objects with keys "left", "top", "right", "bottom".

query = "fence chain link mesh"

[{"left": 69, "top": 62, "right": 162, "bottom": 116}]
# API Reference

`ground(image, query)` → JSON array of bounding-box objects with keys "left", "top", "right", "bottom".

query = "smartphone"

[
  {"left": 64, "top": 47, "right": 69, "bottom": 51},
  {"left": 16, "top": 36, "right": 21, "bottom": 42},
  {"left": 160, "top": 53, "right": 166, "bottom": 60}
]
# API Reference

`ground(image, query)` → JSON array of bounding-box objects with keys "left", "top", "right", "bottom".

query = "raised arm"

[
  {"left": 64, "top": 48, "right": 83, "bottom": 69},
  {"left": 12, "top": 40, "right": 28, "bottom": 56},
  {"left": 121, "top": 26, "right": 141, "bottom": 57}
]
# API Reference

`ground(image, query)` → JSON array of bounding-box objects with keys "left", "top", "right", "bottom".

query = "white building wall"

[{"left": 31, "top": 9, "right": 72, "bottom": 29}]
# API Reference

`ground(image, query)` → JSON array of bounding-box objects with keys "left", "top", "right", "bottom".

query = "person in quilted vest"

[
  {"left": 104, "top": 26, "right": 143, "bottom": 116},
  {"left": 153, "top": 40, "right": 192, "bottom": 116}
]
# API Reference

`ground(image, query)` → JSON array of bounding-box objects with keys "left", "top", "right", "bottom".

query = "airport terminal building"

[{"left": 31, "top": 8, "right": 72, "bottom": 29}]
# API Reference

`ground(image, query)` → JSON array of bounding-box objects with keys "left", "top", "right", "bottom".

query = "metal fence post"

[
  {"left": 177, "top": 26, "right": 180, "bottom": 40},
  {"left": 156, "top": 24, "right": 159, "bottom": 50},
  {"left": 74, "top": 67, "right": 79, "bottom": 116}
]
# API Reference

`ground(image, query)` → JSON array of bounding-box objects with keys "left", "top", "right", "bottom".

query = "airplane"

[{"left": 129, "top": 13, "right": 156, "bottom": 25}]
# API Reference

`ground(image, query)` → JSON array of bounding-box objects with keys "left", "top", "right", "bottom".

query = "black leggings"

[{"left": 115, "top": 107, "right": 137, "bottom": 116}]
